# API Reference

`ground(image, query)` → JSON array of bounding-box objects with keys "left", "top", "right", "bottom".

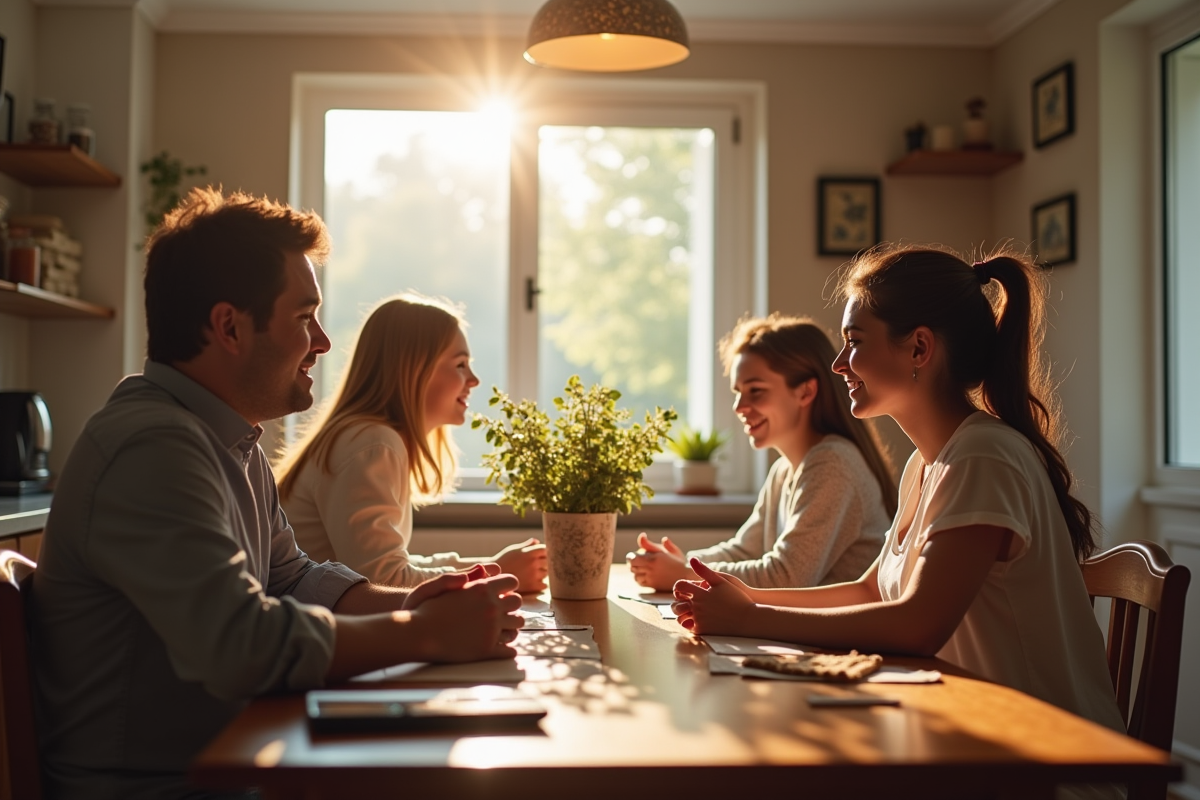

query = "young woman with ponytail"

[{"left": 673, "top": 246, "right": 1125, "bottom": 787}]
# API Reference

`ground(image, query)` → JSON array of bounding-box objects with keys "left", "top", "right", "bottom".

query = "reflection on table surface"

[{"left": 191, "top": 566, "right": 1180, "bottom": 800}]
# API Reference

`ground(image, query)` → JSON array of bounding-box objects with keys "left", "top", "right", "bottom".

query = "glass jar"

[
  {"left": 5, "top": 228, "right": 41, "bottom": 287},
  {"left": 29, "top": 98, "right": 61, "bottom": 145},
  {"left": 67, "top": 103, "right": 96, "bottom": 156}
]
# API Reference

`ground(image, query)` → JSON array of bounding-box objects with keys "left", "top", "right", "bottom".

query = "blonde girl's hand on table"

[
  {"left": 671, "top": 558, "right": 756, "bottom": 635},
  {"left": 491, "top": 537, "right": 548, "bottom": 594},
  {"left": 627, "top": 532, "right": 697, "bottom": 590}
]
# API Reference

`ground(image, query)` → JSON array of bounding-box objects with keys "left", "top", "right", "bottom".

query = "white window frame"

[
  {"left": 290, "top": 73, "right": 768, "bottom": 495},
  {"left": 1152, "top": 5, "right": 1200, "bottom": 490}
]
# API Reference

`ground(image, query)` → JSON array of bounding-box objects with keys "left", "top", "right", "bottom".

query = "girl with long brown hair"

[
  {"left": 628, "top": 314, "right": 895, "bottom": 590},
  {"left": 673, "top": 247, "right": 1125, "bottom": 792},
  {"left": 276, "top": 293, "right": 547, "bottom": 591}
]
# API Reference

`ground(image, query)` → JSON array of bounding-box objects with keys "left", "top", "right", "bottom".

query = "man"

[{"left": 29, "top": 188, "right": 522, "bottom": 800}]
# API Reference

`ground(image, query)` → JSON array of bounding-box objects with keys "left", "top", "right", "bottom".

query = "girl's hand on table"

[
  {"left": 672, "top": 558, "right": 755, "bottom": 635},
  {"left": 492, "top": 538, "right": 549, "bottom": 594},
  {"left": 627, "top": 533, "right": 696, "bottom": 590}
]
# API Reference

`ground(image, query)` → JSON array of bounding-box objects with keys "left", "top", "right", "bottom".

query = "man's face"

[{"left": 242, "top": 252, "right": 331, "bottom": 424}]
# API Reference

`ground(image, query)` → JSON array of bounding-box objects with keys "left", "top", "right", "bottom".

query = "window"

[
  {"left": 293, "top": 75, "right": 764, "bottom": 492},
  {"left": 1162, "top": 33, "right": 1200, "bottom": 469}
]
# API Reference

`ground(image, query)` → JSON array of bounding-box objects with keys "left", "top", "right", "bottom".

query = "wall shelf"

[
  {"left": 0, "top": 280, "right": 114, "bottom": 320},
  {"left": 0, "top": 143, "right": 122, "bottom": 187},
  {"left": 886, "top": 149, "right": 1023, "bottom": 177}
]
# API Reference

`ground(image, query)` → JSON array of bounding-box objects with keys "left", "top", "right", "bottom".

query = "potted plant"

[
  {"left": 472, "top": 376, "right": 675, "bottom": 599},
  {"left": 666, "top": 425, "right": 728, "bottom": 496}
]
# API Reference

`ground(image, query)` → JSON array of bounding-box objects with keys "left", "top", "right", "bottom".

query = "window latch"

[{"left": 525, "top": 277, "right": 542, "bottom": 311}]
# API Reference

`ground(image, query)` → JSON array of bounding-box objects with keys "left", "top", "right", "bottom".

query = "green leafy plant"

[
  {"left": 666, "top": 425, "right": 728, "bottom": 462},
  {"left": 472, "top": 375, "right": 677, "bottom": 516},
  {"left": 140, "top": 151, "right": 207, "bottom": 235}
]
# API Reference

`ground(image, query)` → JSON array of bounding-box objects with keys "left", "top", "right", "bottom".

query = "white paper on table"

[
  {"left": 520, "top": 614, "right": 590, "bottom": 631},
  {"left": 617, "top": 591, "right": 676, "bottom": 606},
  {"left": 657, "top": 605, "right": 678, "bottom": 620},
  {"left": 515, "top": 627, "right": 601, "bottom": 660},
  {"left": 351, "top": 658, "right": 525, "bottom": 684},
  {"left": 708, "top": 654, "right": 942, "bottom": 683},
  {"left": 701, "top": 635, "right": 813, "bottom": 657}
]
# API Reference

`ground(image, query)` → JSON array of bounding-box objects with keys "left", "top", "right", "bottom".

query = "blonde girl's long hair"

[
  {"left": 719, "top": 313, "right": 899, "bottom": 518},
  {"left": 276, "top": 293, "right": 464, "bottom": 507}
]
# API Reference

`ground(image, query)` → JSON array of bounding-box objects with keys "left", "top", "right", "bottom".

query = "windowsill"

[
  {"left": 413, "top": 491, "right": 756, "bottom": 529},
  {"left": 1140, "top": 485, "right": 1200, "bottom": 510}
]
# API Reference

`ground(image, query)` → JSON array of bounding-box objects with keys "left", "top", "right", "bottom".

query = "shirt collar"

[{"left": 142, "top": 360, "right": 263, "bottom": 458}]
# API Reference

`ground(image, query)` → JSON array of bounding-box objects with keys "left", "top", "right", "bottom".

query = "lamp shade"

[{"left": 524, "top": 0, "right": 690, "bottom": 72}]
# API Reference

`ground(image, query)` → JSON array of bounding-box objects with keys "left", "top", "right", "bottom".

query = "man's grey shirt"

[{"left": 30, "top": 361, "right": 365, "bottom": 799}]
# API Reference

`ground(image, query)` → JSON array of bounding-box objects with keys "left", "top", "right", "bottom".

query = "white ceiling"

[{"left": 43, "top": 0, "right": 1064, "bottom": 46}]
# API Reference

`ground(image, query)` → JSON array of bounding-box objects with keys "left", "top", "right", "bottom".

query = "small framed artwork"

[
  {"left": 817, "top": 177, "right": 881, "bottom": 256},
  {"left": 1032, "top": 61, "right": 1074, "bottom": 149},
  {"left": 1031, "top": 193, "right": 1076, "bottom": 267}
]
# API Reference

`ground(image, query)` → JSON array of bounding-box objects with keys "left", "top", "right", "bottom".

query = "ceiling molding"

[
  {"left": 985, "top": 0, "right": 1061, "bottom": 43},
  {"left": 37, "top": 0, "right": 1063, "bottom": 47},
  {"left": 151, "top": 10, "right": 1022, "bottom": 47}
]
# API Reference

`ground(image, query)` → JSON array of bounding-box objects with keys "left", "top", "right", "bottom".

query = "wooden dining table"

[{"left": 190, "top": 566, "right": 1181, "bottom": 800}]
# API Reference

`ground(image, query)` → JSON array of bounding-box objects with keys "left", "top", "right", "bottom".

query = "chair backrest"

[
  {"left": 1081, "top": 540, "right": 1191, "bottom": 754},
  {"left": 0, "top": 549, "right": 40, "bottom": 800}
]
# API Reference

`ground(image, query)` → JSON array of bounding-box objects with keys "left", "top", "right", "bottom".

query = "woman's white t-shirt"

[{"left": 878, "top": 412, "right": 1125, "bottom": 739}]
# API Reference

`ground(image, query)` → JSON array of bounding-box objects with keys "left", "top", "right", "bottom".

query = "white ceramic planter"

[
  {"left": 542, "top": 511, "right": 617, "bottom": 600},
  {"left": 673, "top": 460, "right": 719, "bottom": 496}
]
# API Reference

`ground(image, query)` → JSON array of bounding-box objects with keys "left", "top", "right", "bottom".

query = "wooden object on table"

[
  {"left": 0, "top": 550, "right": 41, "bottom": 800},
  {"left": 0, "top": 144, "right": 121, "bottom": 188},
  {"left": 1082, "top": 540, "right": 1191, "bottom": 800},
  {"left": 0, "top": 280, "right": 113, "bottom": 320},
  {"left": 886, "top": 149, "right": 1023, "bottom": 176},
  {"left": 191, "top": 566, "right": 1180, "bottom": 800}
]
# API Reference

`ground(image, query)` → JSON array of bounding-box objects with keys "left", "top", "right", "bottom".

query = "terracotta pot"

[
  {"left": 673, "top": 460, "right": 719, "bottom": 496},
  {"left": 542, "top": 511, "right": 617, "bottom": 600}
]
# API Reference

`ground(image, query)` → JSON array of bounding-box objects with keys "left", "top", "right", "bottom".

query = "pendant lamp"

[{"left": 524, "top": 0, "right": 690, "bottom": 72}]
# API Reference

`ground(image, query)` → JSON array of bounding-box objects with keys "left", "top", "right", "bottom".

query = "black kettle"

[{"left": 0, "top": 391, "right": 53, "bottom": 495}]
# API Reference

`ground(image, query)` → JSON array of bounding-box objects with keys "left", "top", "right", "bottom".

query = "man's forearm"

[{"left": 331, "top": 580, "right": 412, "bottom": 614}]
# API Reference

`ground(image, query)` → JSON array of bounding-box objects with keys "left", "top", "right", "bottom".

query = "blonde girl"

[{"left": 277, "top": 294, "right": 547, "bottom": 591}]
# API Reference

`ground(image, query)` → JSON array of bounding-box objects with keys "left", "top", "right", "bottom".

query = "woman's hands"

[
  {"left": 491, "top": 538, "right": 549, "bottom": 594},
  {"left": 672, "top": 558, "right": 757, "bottom": 635},
  {"left": 627, "top": 532, "right": 697, "bottom": 590}
]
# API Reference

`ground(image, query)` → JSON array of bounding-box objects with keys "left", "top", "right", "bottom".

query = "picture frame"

[
  {"left": 1031, "top": 193, "right": 1076, "bottom": 267},
  {"left": 1032, "top": 61, "right": 1074, "bottom": 149},
  {"left": 817, "top": 177, "right": 881, "bottom": 256}
]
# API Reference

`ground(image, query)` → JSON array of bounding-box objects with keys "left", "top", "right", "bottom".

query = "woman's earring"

[{"left": 912, "top": 367, "right": 919, "bottom": 382}]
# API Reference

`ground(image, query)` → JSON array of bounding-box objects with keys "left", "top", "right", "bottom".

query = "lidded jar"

[
  {"left": 29, "top": 98, "right": 61, "bottom": 145},
  {"left": 5, "top": 228, "right": 42, "bottom": 287},
  {"left": 67, "top": 104, "right": 96, "bottom": 156}
]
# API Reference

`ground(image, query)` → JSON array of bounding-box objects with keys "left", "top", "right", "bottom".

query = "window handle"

[{"left": 525, "top": 277, "right": 541, "bottom": 311}]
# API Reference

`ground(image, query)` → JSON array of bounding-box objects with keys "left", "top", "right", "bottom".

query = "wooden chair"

[
  {"left": 1081, "top": 540, "right": 1191, "bottom": 800},
  {"left": 0, "top": 549, "right": 40, "bottom": 800}
]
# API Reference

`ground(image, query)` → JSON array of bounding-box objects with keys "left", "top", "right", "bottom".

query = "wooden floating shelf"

[
  {"left": 0, "top": 280, "right": 115, "bottom": 320},
  {"left": 886, "top": 149, "right": 1024, "bottom": 177},
  {"left": 0, "top": 143, "right": 122, "bottom": 188}
]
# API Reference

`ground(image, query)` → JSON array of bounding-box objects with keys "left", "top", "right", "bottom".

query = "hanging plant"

[{"left": 140, "top": 151, "right": 207, "bottom": 235}]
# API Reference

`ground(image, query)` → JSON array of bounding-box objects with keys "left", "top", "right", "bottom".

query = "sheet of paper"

[
  {"left": 617, "top": 591, "right": 676, "bottom": 606},
  {"left": 657, "top": 605, "right": 678, "bottom": 620},
  {"left": 351, "top": 658, "right": 525, "bottom": 685},
  {"left": 519, "top": 609, "right": 589, "bottom": 631},
  {"left": 515, "top": 627, "right": 602, "bottom": 660},
  {"left": 701, "top": 635, "right": 812, "bottom": 657},
  {"left": 707, "top": 654, "right": 941, "bottom": 684}
]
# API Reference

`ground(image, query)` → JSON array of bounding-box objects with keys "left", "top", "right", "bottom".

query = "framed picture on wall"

[
  {"left": 1031, "top": 193, "right": 1076, "bottom": 266},
  {"left": 817, "top": 177, "right": 881, "bottom": 256},
  {"left": 1032, "top": 61, "right": 1074, "bottom": 148}
]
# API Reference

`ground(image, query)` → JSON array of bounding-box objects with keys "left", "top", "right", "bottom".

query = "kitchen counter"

[{"left": 0, "top": 493, "right": 52, "bottom": 538}]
